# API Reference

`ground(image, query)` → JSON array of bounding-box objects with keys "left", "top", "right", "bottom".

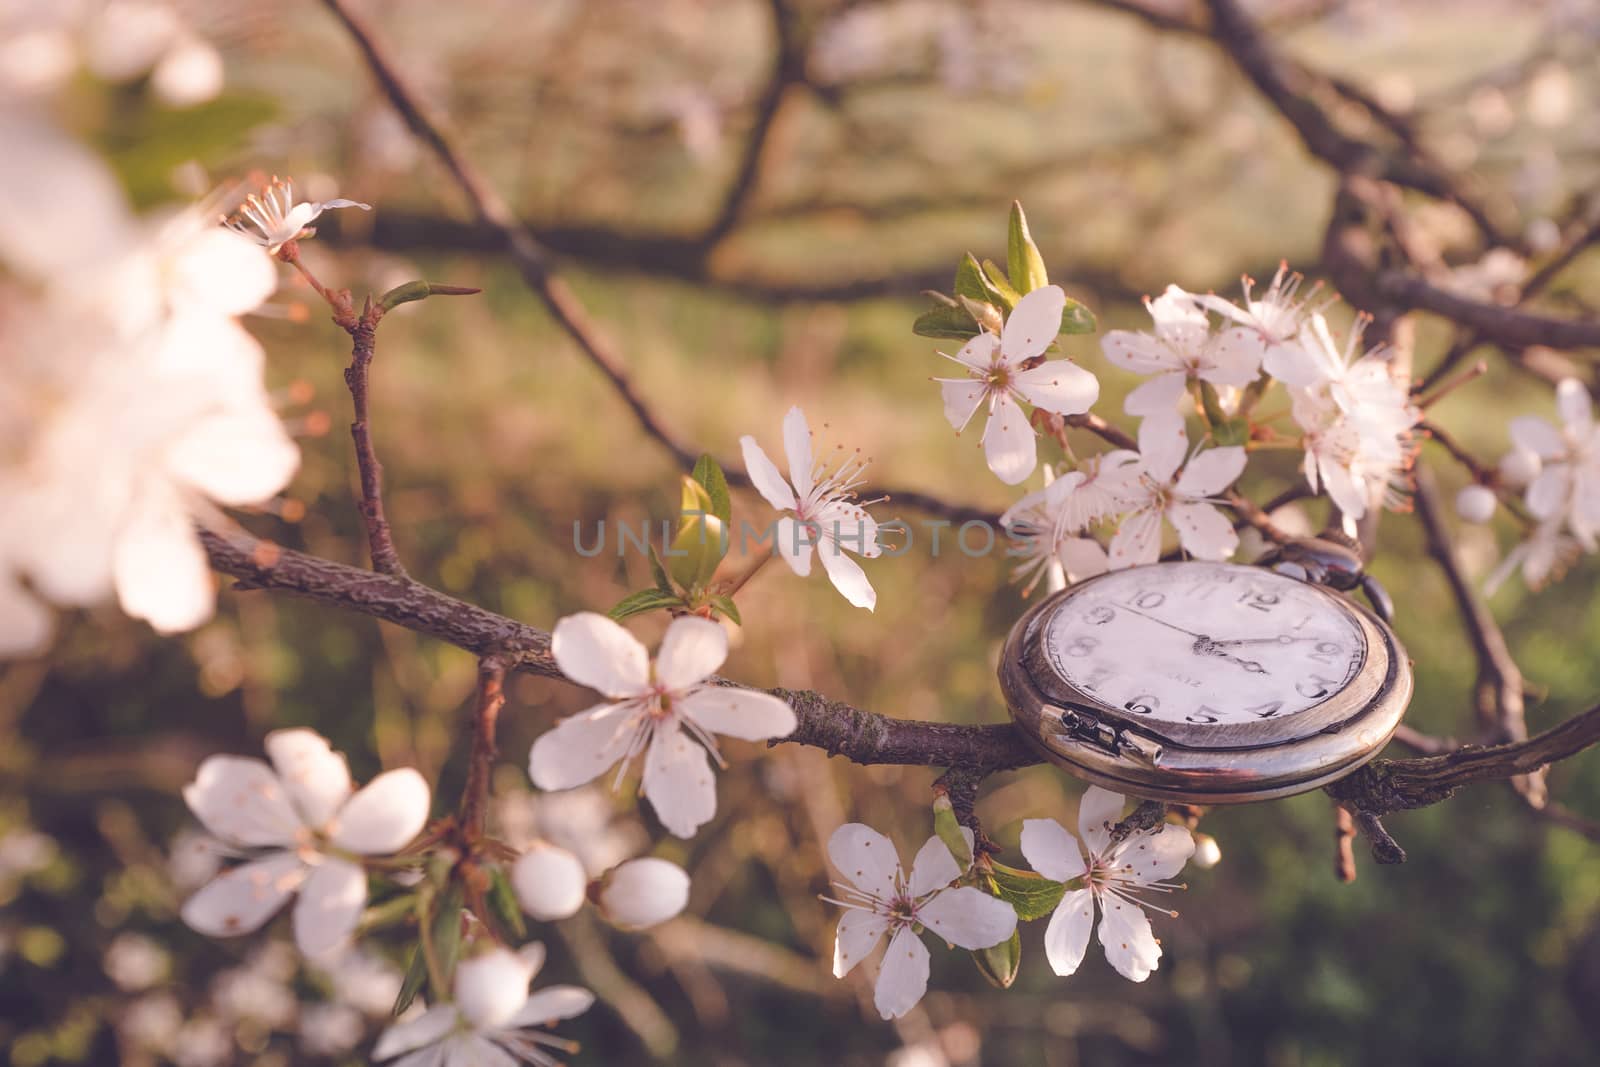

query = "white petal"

[
  {"left": 654, "top": 616, "right": 728, "bottom": 691},
  {"left": 167, "top": 406, "right": 299, "bottom": 506},
  {"left": 551, "top": 613, "right": 650, "bottom": 698},
  {"left": 1097, "top": 891, "right": 1162, "bottom": 982},
  {"left": 151, "top": 36, "right": 223, "bottom": 106},
  {"left": 112, "top": 488, "right": 214, "bottom": 635},
  {"left": 1167, "top": 502, "right": 1239, "bottom": 560},
  {"left": 739, "top": 436, "right": 798, "bottom": 511},
  {"left": 641, "top": 726, "right": 717, "bottom": 838},
  {"left": 1013, "top": 359, "right": 1099, "bottom": 416},
  {"left": 1107, "top": 508, "right": 1162, "bottom": 570},
  {"left": 873, "top": 927, "right": 931, "bottom": 1020},
  {"left": 1526, "top": 466, "right": 1572, "bottom": 520},
  {"left": 1138, "top": 413, "right": 1188, "bottom": 485},
  {"left": 1509, "top": 415, "right": 1564, "bottom": 459},
  {"left": 0, "top": 576, "right": 53, "bottom": 658},
  {"left": 329, "top": 768, "right": 430, "bottom": 855},
  {"left": 1557, "top": 378, "right": 1592, "bottom": 434},
  {"left": 1111, "top": 824, "right": 1195, "bottom": 882},
  {"left": 833, "top": 910, "right": 890, "bottom": 977},
  {"left": 918, "top": 886, "right": 1017, "bottom": 950},
  {"left": 263, "top": 729, "right": 352, "bottom": 831},
  {"left": 782, "top": 406, "right": 815, "bottom": 499},
  {"left": 0, "top": 112, "right": 131, "bottom": 280},
  {"left": 906, "top": 835, "right": 962, "bottom": 898},
  {"left": 818, "top": 540, "right": 877, "bottom": 611},
  {"left": 1205, "top": 328, "right": 1268, "bottom": 385},
  {"left": 1000, "top": 284, "right": 1067, "bottom": 363},
  {"left": 455, "top": 947, "right": 535, "bottom": 1030},
  {"left": 982, "top": 393, "right": 1037, "bottom": 485},
  {"left": 1175, "top": 446, "right": 1247, "bottom": 497},
  {"left": 317, "top": 198, "right": 373, "bottom": 212},
  {"left": 511, "top": 844, "right": 588, "bottom": 921},
  {"left": 182, "top": 756, "right": 304, "bottom": 848},
  {"left": 373, "top": 1005, "right": 458, "bottom": 1060},
  {"left": 596, "top": 857, "right": 690, "bottom": 929},
  {"left": 774, "top": 515, "right": 816, "bottom": 577},
  {"left": 180, "top": 851, "right": 303, "bottom": 938},
  {"left": 508, "top": 986, "right": 596, "bottom": 1028},
  {"left": 938, "top": 378, "right": 989, "bottom": 433},
  {"left": 1019, "top": 818, "right": 1088, "bottom": 883},
  {"left": 948, "top": 331, "right": 1000, "bottom": 372},
  {"left": 451, "top": 1035, "right": 517, "bottom": 1067},
  {"left": 528, "top": 701, "right": 639, "bottom": 791},
  {"left": 827, "top": 824, "right": 901, "bottom": 901},
  {"left": 1100, "top": 330, "right": 1178, "bottom": 375},
  {"left": 1043, "top": 888, "right": 1095, "bottom": 977},
  {"left": 675, "top": 687, "right": 796, "bottom": 741},
  {"left": 293, "top": 858, "right": 367, "bottom": 958},
  {"left": 1059, "top": 537, "right": 1110, "bottom": 581},
  {"left": 1263, "top": 341, "right": 1328, "bottom": 388},
  {"left": 168, "top": 226, "right": 277, "bottom": 317},
  {"left": 1123, "top": 372, "right": 1188, "bottom": 417},
  {"left": 1077, "top": 787, "right": 1125, "bottom": 856}
]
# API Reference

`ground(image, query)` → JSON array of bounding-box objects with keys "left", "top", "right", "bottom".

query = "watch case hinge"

[{"left": 1047, "top": 705, "right": 1165, "bottom": 765}]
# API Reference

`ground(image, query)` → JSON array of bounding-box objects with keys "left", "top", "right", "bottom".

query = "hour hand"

[{"left": 1207, "top": 635, "right": 1313, "bottom": 649}]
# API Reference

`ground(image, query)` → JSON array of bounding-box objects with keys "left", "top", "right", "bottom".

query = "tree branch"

[
  {"left": 342, "top": 299, "right": 407, "bottom": 576},
  {"left": 1377, "top": 271, "right": 1600, "bottom": 351},
  {"left": 458, "top": 656, "right": 507, "bottom": 838}
]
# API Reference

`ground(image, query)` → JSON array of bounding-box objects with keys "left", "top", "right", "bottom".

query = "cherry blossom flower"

[
  {"left": 224, "top": 176, "right": 371, "bottom": 254},
  {"left": 999, "top": 470, "right": 1112, "bottom": 594},
  {"left": 372, "top": 944, "right": 593, "bottom": 1067},
  {"left": 1106, "top": 418, "right": 1246, "bottom": 568},
  {"left": 933, "top": 284, "right": 1100, "bottom": 484},
  {"left": 529, "top": 613, "right": 796, "bottom": 838},
  {"left": 179, "top": 729, "right": 431, "bottom": 958},
  {"left": 1455, "top": 485, "right": 1498, "bottom": 524},
  {"left": 1101, "top": 285, "right": 1260, "bottom": 418},
  {"left": 1486, "top": 516, "right": 1584, "bottom": 594},
  {"left": 825, "top": 824, "right": 1017, "bottom": 1019},
  {"left": 1020, "top": 787, "right": 1193, "bottom": 982},
  {"left": 740, "top": 405, "right": 883, "bottom": 610},
  {"left": 1510, "top": 378, "right": 1600, "bottom": 548},
  {"left": 1192, "top": 263, "right": 1320, "bottom": 376},
  {"left": 595, "top": 857, "right": 691, "bottom": 929}
]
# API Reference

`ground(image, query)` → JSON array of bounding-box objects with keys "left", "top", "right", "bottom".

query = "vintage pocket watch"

[{"left": 998, "top": 542, "right": 1413, "bottom": 804}]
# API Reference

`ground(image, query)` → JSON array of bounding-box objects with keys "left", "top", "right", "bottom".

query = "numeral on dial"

[
  {"left": 1295, "top": 675, "right": 1338, "bottom": 699},
  {"left": 1245, "top": 700, "right": 1284, "bottom": 718},
  {"left": 1187, "top": 705, "right": 1221, "bottom": 724},
  {"left": 1239, "top": 591, "right": 1280, "bottom": 612},
  {"left": 1124, "top": 695, "right": 1159, "bottom": 715},
  {"left": 1064, "top": 635, "right": 1099, "bottom": 657},
  {"left": 1085, "top": 606, "right": 1116, "bottom": 626},
  {"left": 1308, "top": 641, "right": 1342, "bottom": 664}
]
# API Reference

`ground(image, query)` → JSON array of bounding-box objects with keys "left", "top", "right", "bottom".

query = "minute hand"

[
  {"left": 1118, "top": 604, "right": 1206, "bottom": 639},
  {"left": 1207, "top": 635, "right": 1317, "bottom": 648}
]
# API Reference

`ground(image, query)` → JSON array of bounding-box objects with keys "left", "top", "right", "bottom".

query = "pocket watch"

[{"left": 997, "top": 540, "right": 1413, "bottom": 804}]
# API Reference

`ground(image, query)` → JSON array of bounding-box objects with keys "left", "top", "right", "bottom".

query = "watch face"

[{"left": 1038, "top": 561, "right": 1368, "bottom": 735}]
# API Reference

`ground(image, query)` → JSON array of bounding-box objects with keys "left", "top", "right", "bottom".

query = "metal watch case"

[{"left": 998, "top": 561, "right": 1414, "bottom": 804}]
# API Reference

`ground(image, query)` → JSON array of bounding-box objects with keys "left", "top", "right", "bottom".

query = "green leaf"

[
  {"left": 981, "top": 259, "right": 1022, "bottom": 310},
  {"left": 912, "top": 304, "right": 981, "bottom": 341},
  {"left": 608, "top": 588, "right": 683, "bottom": 621},
  {"left": 1059, "top": 298, "right": 1097, "bottom": 335},
  {"left": 708, "top": 594, "right": 742, "bottom": 626},
  {"left": 377, "top": 281, "right": 483, "bottom": 313},
  {"left": 669, "top": 477, "right": 728, "bottom": 591},
  {"left": 973, "top": 929, "right": 1022, "bottom": 989},
  {"left": 486, "top": 867, "right": 528, "bottom": 942},
  {"left": 986, "top": 861, "right": 1067, "bottom": 921},
  {"left": 692, "top": 454, "right": 732, "bottom": 526},
  {"left": 932, "top": 795, "right": 972, "bottom": 869},
  {"left": 1007, "top": 201, "right": 1049, "bottom": 295},
  {"left": 393, "top": 945, "right": 428, "bottom": 1017},
  {"left": 420, "top": 882, "right": 464, "bottom": 1004},
  {"left": 647, "top": 545, "right": 674, "bottom": 594},
  {"left": 954, "top": 253, "right": 1001, "bottom": 305}
]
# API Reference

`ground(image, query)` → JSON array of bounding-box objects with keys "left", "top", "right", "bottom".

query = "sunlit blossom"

[{"left": 224, "top": 175, "right": 371, "bottom": 254}]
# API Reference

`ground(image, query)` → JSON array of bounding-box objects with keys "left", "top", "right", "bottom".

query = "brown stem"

[
  {"left": 458, "top": 657, "right": 507, "bottom": 838},
  {"left": 1333, "top": 804, "right": 1357, "bottom": 883},
  {"left": 342, "top": 300, "right": 406, "bottom": 576}
]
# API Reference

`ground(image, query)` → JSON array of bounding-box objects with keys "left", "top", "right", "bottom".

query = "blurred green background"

[{"left": 6, "top": 1, "right": 1600, "bottom": 1065}]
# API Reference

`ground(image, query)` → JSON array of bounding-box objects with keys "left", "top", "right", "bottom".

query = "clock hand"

[
  {"left": 1117, "top": 604, "right": 1206, "bottom": 640},
  {"left": 1206, "top": 635, "right": 1318, "bottom": 649}
]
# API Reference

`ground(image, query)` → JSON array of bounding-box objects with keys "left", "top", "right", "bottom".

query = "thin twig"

[
  {"left": 458, "top": 656, "right": 507, "bottom": 839},
  {"left": 342, "top": 299, "right": 407, "bottom": 576},
  {"left": 1333, "top": 804, "right": 1356, "bottom": 883}
]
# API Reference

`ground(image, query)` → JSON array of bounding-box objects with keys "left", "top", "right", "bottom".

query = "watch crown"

[{"left": 1117, "top": 731, "right": 1165, "bottom": 765}]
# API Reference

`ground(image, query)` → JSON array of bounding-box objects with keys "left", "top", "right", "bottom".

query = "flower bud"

[
  {"left": 1499, "top": 448, "right": 1541, "bottom": 488},
  {"left": 453, "top": 946, "right": 533, "bottom": 1030},
  {"left": 511, "top": 843, "right": 587, "bottom": 921},
  {"left": 1455, "top": 485, "right": 1498, "bottom": 524},
  {"left": 1191, "top": 833, "right": 1222, "bottom": 870},
  {"left": 595, "top": 858, "right": 689, "bottom": 930}
]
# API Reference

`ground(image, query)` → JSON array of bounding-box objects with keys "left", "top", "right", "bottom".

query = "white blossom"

[
  {"left": 825, "top": 824, "right": 1017, "bottom": 1020},
  {"left": 1510, "top": 378, "right": 1600, "bottom": 548},
  {"left": 511, "top": 842, "right": 589, "bottom": 921},
  {"left": 595, "top": 857, "right": 690, "bottom": 929},
  {"left": 1020, "top": 787, "right": 1193, "bottom": 982},
  {"left": 1455, "top": 485, "right": 1498, "bottom": 524},
  {"left": 999, "top": 469, "right": 1111, "bottom": 594},
  {"left": 223, "top": 175, "right": 371, "bottom": 254},
  {"left": 372, "top": 943, "right": 593, "bottom": 1067},
  {"left": 740, "top": 405, "right": 883, "bottom": 610},
  {"left": 180, "top": 729, "right": 431, "bottom": 958},
  {"left": 299, "top": 1002, "right": 366, "bottom": 1057},
  {"left": 529, "top": 613, "right": 796, "bottom": 838},
  {"left": 1102, "top": 284, "right": 1261, "bottom": 419},
  {"left": 1193, "top": 263, "right": 1321, "bottom": 376},
  {"left": 934, "top": 284, "right": 1099, "bottom": 485},
  {"left": 1486, "top": 516, "right": 1584, "bottom": 594},
  {"left": 1106, "top": 417, "right": 1246, "bottom": 568}
]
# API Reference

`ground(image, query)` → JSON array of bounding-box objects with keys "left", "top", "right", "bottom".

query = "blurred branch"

[
  {"left": 1376, "top": 270, "right": 1600, "bottom": 350},
  {"left": 457, "top": 656, "right": 507, "bottom": 838},
  {"left": 321, "top": 0, "right": 993, "bottom": 528}
]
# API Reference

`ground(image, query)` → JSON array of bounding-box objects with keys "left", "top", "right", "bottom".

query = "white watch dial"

[{"left": 1041, "top": 562, "right": 1367, "bottom": 728}]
